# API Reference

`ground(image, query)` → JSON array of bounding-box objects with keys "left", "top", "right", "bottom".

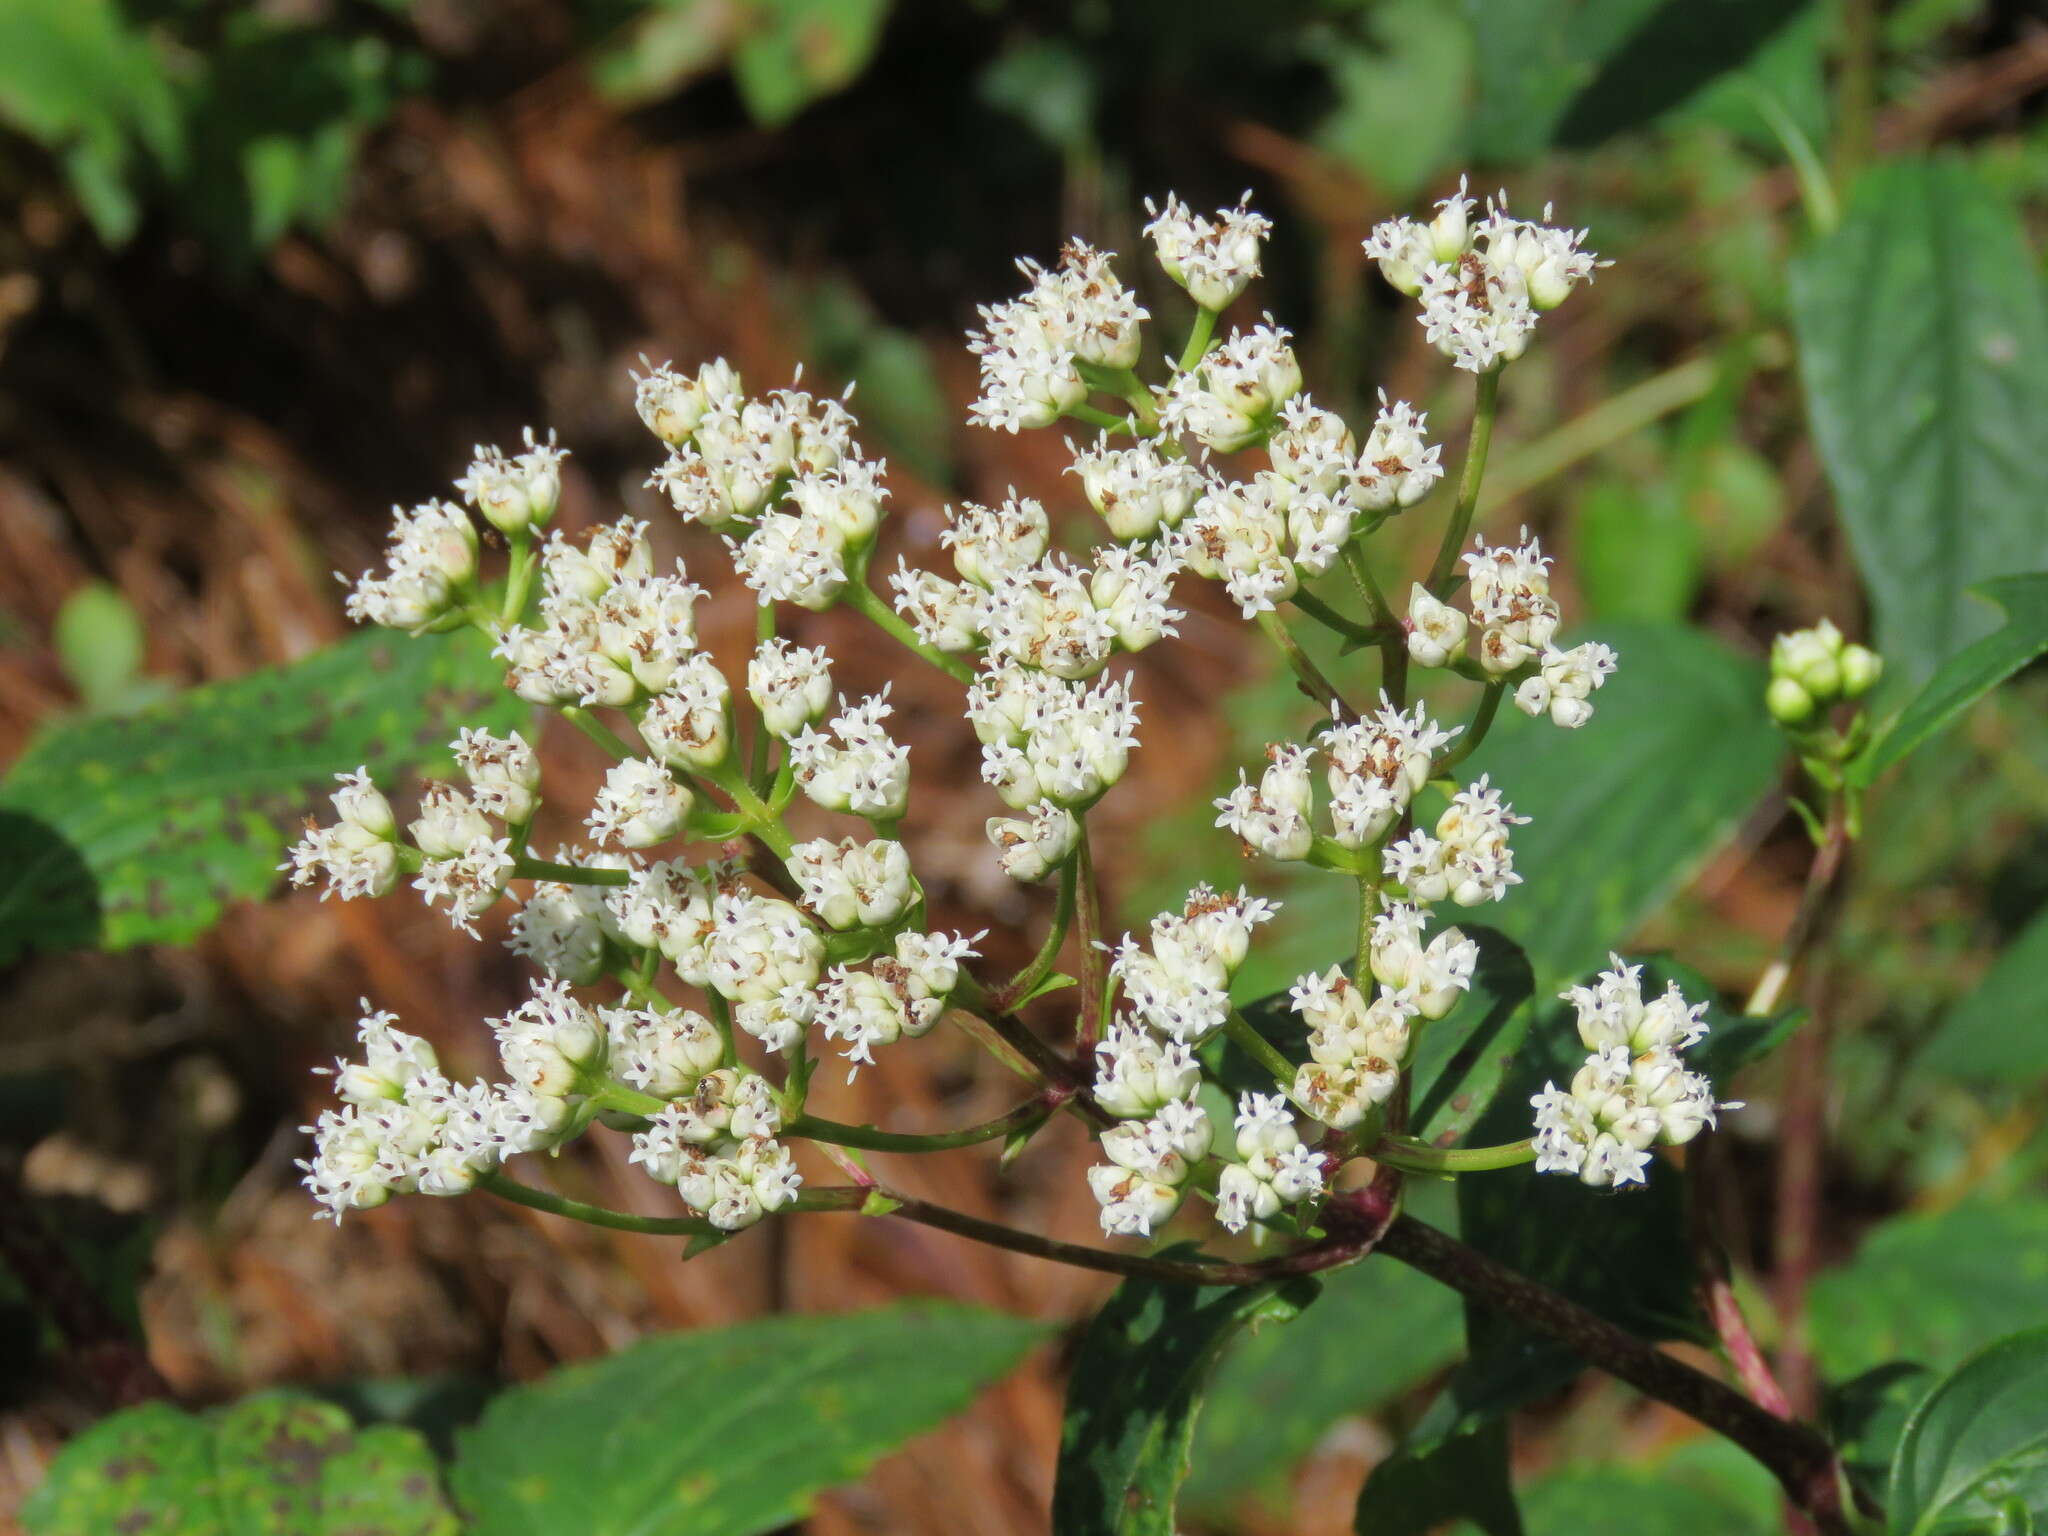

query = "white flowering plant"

[{"left": 22, "top": 162, "right": 2048, "bottom": 1536}]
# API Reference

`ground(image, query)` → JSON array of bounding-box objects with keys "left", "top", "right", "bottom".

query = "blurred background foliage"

[{"left": 2, "top": 0, "right": 2046, "bottom": 1532}]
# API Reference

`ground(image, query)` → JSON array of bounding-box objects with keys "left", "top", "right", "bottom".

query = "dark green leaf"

[
  {"left": 1356, "top": 1414, "right": 1522, "bottom": 1536},
  {"left": 1888, "top": 1326, "right": 2048, "bottom": 1536},
  {"left": 1808, "top": 1201, "right": 2048, "bottom": 1383},
  {"left": 1409, "top": 926, "right": 1539, "bottom": 1145},
  {"left": 454, "top": 1302, "right": 1043, "bottom": 1536},
  {"left": 1468, "top": 0, "right": 1809, "bottom": 160},
  {"left": 0, "top": 627, "right": 526, "bottom": 961},
  {"left": 1853, "top": 575, "right": 2048, "bottom": 787},
  {"left": 1576, "top": 479, "right": 1701, "bottom": 625},
  {"left": 978, "top": 37, "right": 1097, "bottom": 157},
  {"left": 1055, "top": 1272, "right": 1319, "bottom": 1535},
  {"left": 1494, "top": 1438, "right": 1779, "bottom": 1535},
  {"left": 22, "top": 1393, "right": 456, "bottom": 1536},
  {"left": 1917, "top": 906, "right": 2048, "bottom": 1083},
  {"left": 1828, "top": 1362, "right": 1940, "bottom": 1511},
  {"left": 1188, "top": 1204, "right": 1463, "bottom": 1515},
  {"left": 1790, "top": 160, "right": 2048, "bottom": 684}
]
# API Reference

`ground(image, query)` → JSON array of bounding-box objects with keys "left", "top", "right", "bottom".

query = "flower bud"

[
  {"left": 1839, "top": 643, "right": 1883, "bottom": 699},
  {"left": 1766, "top": 675, "right": 1816, "bottom": 727},
  {"left": 1406, "top": 584, "right": 1468, "bottom": 669}
]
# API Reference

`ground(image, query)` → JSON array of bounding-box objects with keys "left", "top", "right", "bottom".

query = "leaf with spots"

[
  {"left": 21, "top": 1393, "right": 456, "bottom": 1536},
  {"left": 451, "top": 1301, "right": 1045, "bottom": 1536},
  {"left": 0, "top": 627, "right": 526, "bottom": 961}
]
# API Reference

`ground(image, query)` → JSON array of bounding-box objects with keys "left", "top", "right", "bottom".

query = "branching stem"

[
  {"left": 841, "top": 581, "right": 976, "bottom": 684},
  {"left": 1426, "top": 367, "right": 1502, "bottom": 593}
]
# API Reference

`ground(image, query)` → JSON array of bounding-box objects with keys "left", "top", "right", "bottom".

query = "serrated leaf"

[
  {"left": 453, "top": 1302, "right": 1043, "bottom": 1536},
  {"left": 0, "top": 627, "right": 526, "bottom": 961},
  {"left": 1917, "top": 906, "right": 2048, "bottom": 1083},
  {"left": 1055, "top": 1271, "right": 1320, "bottom": 1535},
  {"left": 1888, "top": 1326, "right": 2048, "bottom": 1536},
  {"left": 22, "top": 1393, "right": 456, "bottom": 1536},
  {"left": 1790, "top": 160, "right": 2048, "bottom": 685},
  {"left": 1852, "top": 574, "right": 2048, "bottom": 787},
  {"left": 1808, "top": 1201, "right": 2048, "bottom": 1383}
]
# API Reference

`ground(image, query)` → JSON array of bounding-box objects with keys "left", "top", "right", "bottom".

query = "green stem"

[
  {"left": 1225, "top": 1011, "right": 1300, "bottom": 1098},
  {"left": 1255, "top": 609, "right": 1352, "bottom": 719},
  {"left": 561, "top": 705, "right": 638, "bottom": 761},
  {"left": 1834, "top": 0, "right": 1876, "bottom": 185},
  {"left": 1435, "top": 682, "right": 1506, "bottom": 776},
  {"left": 700, "top": 757, "right": 794, "bottom": 858},
  {"left": 1073, "top": 823, "right": 1106, "bottom": 1051},
  {"left": 1066, "top": 401, "right": 1139, "bottom": 436},
  {"left": 500, "top": 534, "right": 538, "bottom": 628},
  {"left": 478, "top": 1169, "right": 711, "bottom": 1236},
  {"left": 514, "top": 856, "right": 629, "bottom": 886},
  {"left": 1343, "top": 543, "right": 1408, "bottom": 708},
  {"left": 1177, "top": 307, "right": 1219, "bottom": 374},
  {"left": 788, "top": 1100, "right": 1053, "bottom": 1154},
  {"left": 1369, "top": 1135, "right": 1536, "bottom": 1174},
  {"left": 841, "top": 581, "right": 976, "bottom": 684},
  {"left": 987, "top": 855, "right": 1078, "bottom": 1013},
  {"left": 748, "top": 602, "right": 776, "bottom": 791},
  {"left": 1290, "top": 586, "right": 1383, "bottom": 644},
  {"left": 1426, "top": 367, "right": 1503, "bottom": 593}
]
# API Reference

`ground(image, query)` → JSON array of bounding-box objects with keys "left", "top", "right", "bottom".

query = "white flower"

[
  {"left": 727, "top": 506, "right": 850, "bottom": 611},
  {"left": 1405, "top": 583, "right": 1469, "bottom": 669},
  {"left": 542, "top": 521, "right": 652, "bottom": 605},
  {"left": 967, "top": 292, "right": 1086, "bottom": 433},
  {"left": 1214, "top": 743, "right": 1315, "bottom": 862},
  {"left": 1268, "top": 399, "right": 1356, "bottom": 498},
  {"left": 1069, "top": 437, "right": 1205, "bottom": 541},
  {"left": 588, "top": 758, "right": 691, "bottom": 848},
  {"left": 606, "top": 1004, "right": 724, "bottom": 1099},
  {"left": 1355, "top": 398, "right": 1444, "bottom": 512},
  {"left": 1143, "top": 191, "right": 1272, "bottom": 311},
  {"left": 1088, "top": 545, "right": 1182, "bottom": 653},
  {"left": 606, "top": 859, "right": 722, "bottom": 979},
  {"left": 789, "top": 836, "right": 915, "bottom": 930},
  {"left": 339, "top": 501, "right": 477, "bottom": 630},
  {"left": 705, "top": 891, "right": 826, "bottom": 1007},
  {"left": 889, "top": 564, "right": 989, "bottom": 654},
  {"left": 986, "top": 801, "right": 1080, "bottom": 882},
  {"left": 980, "top": 672, "right": 1139, "bottom": 811},
  {"left": 508, "top": 880, "right": 608, "bottom": 984},
  {"left": 816, "top": 968, "right": 913, "bottom": 1074},
  {"left": 1511, "top": 641, "right": 1619, "bottom": 730},
  {"left": 1463, "top": 529, "right": 1560, "bottom": 676},
  {"left": 983, "top": 556, "right": 1118, "bottom": 680},
  {"left": 1287, "top": 970, "right": 1413, "bottom": 1127},
  {"left": 281, "top": 768, "right": 400, "bottom": 901},
  {"left": 789, "top": 692, "right": 911, "bottom": 819},
  {"left": 1319, "top": 696, "right": 1458, "bottom": 844},
  {"left": 748, "top": 638, "right": 834, "bottom": 739},
  {"left": 942, "top": 495, "right": 1051, "bottom": 589},
  {"left": 492, "top": 977, "right": 605, "bottom": 1096},
  {"left": 413, "top": 832, "right": 514, "bottom": 935},
  {"left": 1158, "top": 323, "right": 1301, "bottom": 452},
  {"left": 322, "top": 1002, "right": 441, "bottom": 1106},
  {"left": 632, "top": 356, "right": 742, "bottom": 446},
  {"left": 1087, "top": 1163, "right": 1185, "bottom": 1237},
  {"left": 640, "top": 654, "right": 733, "bottom": 770},
  {"left": 1092, "top": 1022, "right": 1201, "bottom": 1120},
  {"left": 1385, "top": 775, "right": 1527, "bottom": 907},
  {"left": 1367, "top": 904, "right": 1478, "bottom": 1020},
  {"left": 453, "top": 728, "right": 540, "bottom": 825},
  {"left": 1216, "top": 1092, "right": 1325, "bottom": 1231},
  {"left": 456, "top": 428, "right": 566, "bottom": 534}
]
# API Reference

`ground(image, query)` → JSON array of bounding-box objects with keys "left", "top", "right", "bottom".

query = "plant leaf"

[
  {"left": 1354, "top": 1413, "right": 1522, "bottom": 1536},
  {"left": 1888, "top": 1326, "right": 2048, "bottom": 1536},
  {"left": 1790, "top": 160, "right": 2048, "bottom": 685},
  {"left": 453, "top": 1302, "right": 1043, "bottom": 1536},
  {"left": 22, "top": 1393, "right": 455, "bottom": 1536},
  {"left": 1808, "top": 1200, "right": 2048, "bottom": 1383},
  {"left": 1409, "top": 925, "right": 1539, "bottom": 1145},
  {"left": 1916, "top": 906, "right": 2048, "bottom": 1083},
  {"left": 0, "top": 628, "right": 527, "bottom": 962},
  {"left": 1507, "top": 1437, "right": 1781, "bottom": 1534},
  {"left": 1852, "top": 574, "right": 2048, "bottom": 787},
  {"left": 730, "top": 0, "right": 893, "bottom": 127},
  {"left": 1055, "top": 1271, "right": 1320, "bottom": 1535}
]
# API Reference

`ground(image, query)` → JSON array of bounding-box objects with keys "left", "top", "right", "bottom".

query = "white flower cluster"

[
  {"left": 644, "top": 367, "right": 852, "bottom": 529},
  {"left": 628, "top": 1068, "right": 801, "bottom": 1231},
  {"left": 1069, "top": 438, "right": 1206, "bottom": 542},
  {"left": 1288, "top": 903, "right": 1479, "bottom": 1129},
  {"left": 299, "top": 989, "right": 584, "bottom": 1221},
  {"left": 1085, "top": 888, "right": 1276, "bottom": 1237},
  {"left": 1143, "top": 192, "right": 1272, "bottom": 312},
  {"left": 788, "top": 692, "right": 912, "bottom": 820},
  {"left": 282, "top": 768, "right": 401, "bottom": 903},
  {"left": 817, "top": 930, "right": 980, "bottom": 1076},
  {"left": 340, "top": 500, "right": 479, "bottom": 631},
  {"left": 1169, "top": 391, "right": 1443, "bottom": 618},
  {"left": 1215, "top": 697, "right": 1455, "bottom": 863},
  {"left": 1158, "top": 322, "right": 1303, "bottom": 454},
  {"left": 1403, "top": 530, "right": 1618, "bottom": 728},
  {"left": 1215, "top": 1094, "right": 1327, "bottom": 1235},
  {"left": 1365, "top": 181, "right": 1600, "bottom": 372},
  {"left": 968, "top": 242, "right": 1147, "bottom": 432},
  {"left": 971, "top": 666, "right": 1140, "bottom": 871},
  {"left": 455, "top": 429, "right": 568, "bottom": 535},
  {"left": 1385, "top": 775, "right": 1527, "bottom": 908},
  {"left": 1532, "top": 958, "right": 1730, "bottom": 1188}
]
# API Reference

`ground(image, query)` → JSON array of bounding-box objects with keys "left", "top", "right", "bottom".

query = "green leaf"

[
  {"left": 1188, "top": 1219, "right": 1463, "bottom": 1514},
  {"left": 1888, "top": 1326, "right": 2048, "bottom": 1536},
  {"left": 977, "top": 36, "right": 1097, "bottom": 157},
  {"left": 1917, "top": 906, "right": 2048, "bottom": 1083},
  {"left": 1055, "top": 1272, "right": 1320, "bottom": 1535},
  {"left": 0, "top": 627, "right": 526, "bottom": 962},
  {"left": 453, "top": 1302, "right": 1043, "bottom": 1536},
  {"left": 1356, "top": 1414, "right": 1522, "bottom": 1536},
  {"left": 1409, "top": 926, "right": 1539, "bottom": 1145},
  {"left": 1462, "top": 621, "right": 1783, "bottom": 991},
  {"left": 1576, "top": 479, "right": 1701, "bottom": 625},
  {"left": 1853, "top": 574, "right": 2048, "bottom": 787},
  {"left": 1829, "top": 1362, "right": 1941, "bottom": 1512},
  {"left": 52, "top": 582, "right": 149, "bottom": 712},
  {"left": 22, "top": 1393, "right": 455, "bottom": 1536},
  {"left": 1492, "top": 1439, "right": 1779, "bottom": 1535},
  {"left": 1467, "top": 0, "right": 1809, "bottom": 160},
  {"left": 1310, "top": 0, "right": 1471, "bottom": 201},
  {"left": 1808, "top": 1201, "right": 2048, "bottom": 1383},
  {"left": 730, "top": 0, "right": 893, "bottom": 128},
  {"left": 1789, "top": 160, "right": 2048, "bottom": 684}
]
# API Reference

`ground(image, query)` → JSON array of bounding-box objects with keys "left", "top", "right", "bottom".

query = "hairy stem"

[
  {"left": 1378, "top": 1214, "right": 1849, "bottom": 1533},
  {"left": 1426, "top": 367, "right": 1502, "bottom": 593},
  {"left": 987, "top": 854, "right": 1078, "bottom": 1014}
]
